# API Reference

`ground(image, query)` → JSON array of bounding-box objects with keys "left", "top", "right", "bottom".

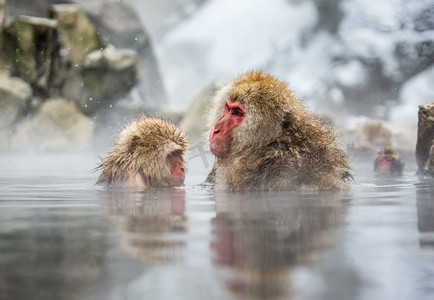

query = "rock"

[
  {"left": 50, "top": 4, "right": 103, "bottom": 65},
  {"left": 1, "top": 15, "right": 58, "bottom": 94},
  {"left": 49, "top": 5, "right": 140, "bottom": 115},
  {"left": 416, "top": 102, "right": 434, "bottom": 177},
  {"left": 10, "top": 98, "right": 94, "bottom": 151},
  {"left": 339, "top": 122, "right": 392, "bottom": 158},
  {"left": 1, "top": 4, "right": 139, "bottom": 116},
  {"left": 0, "top": 0, "right": 6, "bottom": 31},
  {"left": 62, "top": 44, "right": 139, "bottom": 115},
  {"left": 6, "top": 1, "right": 167, "bottom": 106},
  {"left": 3, "top": 0, "right": 66, "bottom": 17},
  {"left": 425, "top": 143, "right": 434, "bottom": 175},
  {"left": 83, "top": 45, "right": 137, "bottom": 70},
  {"left": 0, "top": 71, "right": 32, "bottom": 149},
  {"left": 84, "top": 1, "right": 167, "bottom": 105},
  {"left": 5, "top": 0, "right": 206, "bottom": 39},
  {"left": 338, "top": 121, "right": 417, "bottom": 162}
]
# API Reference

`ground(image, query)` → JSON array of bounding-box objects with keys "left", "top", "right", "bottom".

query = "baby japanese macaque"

[
  {"left": 96, "top": 117, "right": 188, "bottom": 188},
  {"left": 206, "top": 71, "right": 352, "bottom": 190},
  {"left": 374, "top": 146, "right": 405, "bottom": 175}
]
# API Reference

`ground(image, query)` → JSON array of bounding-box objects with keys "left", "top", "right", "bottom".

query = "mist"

[
  {"left": 1, "top": 0, "right": 432, "bottom": 156},
  {"left": 1, "top": 1, "right": 434, "bottom": 299}
]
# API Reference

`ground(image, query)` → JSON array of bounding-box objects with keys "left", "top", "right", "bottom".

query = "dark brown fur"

[
  {"left": 207, "top": 71, "right": 352, "bottom": 190},
  {"left": 96, "top": 117, "right": 188, "bottom": 188}
]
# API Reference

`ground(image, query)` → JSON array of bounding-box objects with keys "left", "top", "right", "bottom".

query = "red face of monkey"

[
  {"left": 209, "top": 99, "right": 246, "bottom": 156},
  {"left": 375, "top": 155, "right": 395, "bottom": 173},
  {"left": 167, "top": 151, "right": 186, "bottom": 186}
]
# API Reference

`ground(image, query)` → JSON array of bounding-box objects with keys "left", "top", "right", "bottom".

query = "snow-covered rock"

[
  {"left": 10, "top": 98, "right": 94, "bottom": 151},
  {"left": 157, "top": 0, "right": 434, "bottom": 124}
]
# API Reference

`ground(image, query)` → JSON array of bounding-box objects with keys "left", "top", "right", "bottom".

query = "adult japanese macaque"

[
  {"left": 207, "top": 71, "right": 352, "bottom": 190},
  {"left": 360, "top": 122, "right": 392, "bottom": 151},
  {"left": 374, "top": 146, "right": 405, "bottom": 175},
  {"left": 96, "top": 117, "right": 188, "bottom": 188}
]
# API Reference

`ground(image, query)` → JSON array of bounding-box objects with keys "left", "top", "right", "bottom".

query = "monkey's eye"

[
  {"left": 232, "top": 109, "right": 244, "bottom": 117},
  {"left": 168, "top": 149, "right": 183, "bottom": 158}
]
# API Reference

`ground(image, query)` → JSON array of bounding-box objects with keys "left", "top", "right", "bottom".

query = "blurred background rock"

[{"left": 0, "top": 0, "right": 433, "bottom": 159}]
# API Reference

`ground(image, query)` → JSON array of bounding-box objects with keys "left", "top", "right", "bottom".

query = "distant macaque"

[
  {"left": 96, "top": 117, "right": 188, "bottom": 188},
  {"left": 355, "top": 122, "right": 392, "bottom": 153},
  {"left": 206, "top": 71, "right": 352, "bottom": 190},
  {"left": 374, "top": 146, "right": 405, "bottom": 175}
]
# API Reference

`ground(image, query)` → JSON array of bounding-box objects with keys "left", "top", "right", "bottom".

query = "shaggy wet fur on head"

[
  {"left": 96, "top": 117, "right": 188, "bottom": 188},
  {"left": 207, "top": 71, "right": 353, "bottom": 191}
]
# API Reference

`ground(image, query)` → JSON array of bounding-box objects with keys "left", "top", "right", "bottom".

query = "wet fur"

[
  {"left": 96, "top": 117, "right": 188, "bottom": 188},
  {"left": 207, "top": 71, "right": 352, "bottom": 191}
]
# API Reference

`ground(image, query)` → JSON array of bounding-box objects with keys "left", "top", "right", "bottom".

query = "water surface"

[{"left": 0, "top": 153, "right": 433, "bottom": 300}]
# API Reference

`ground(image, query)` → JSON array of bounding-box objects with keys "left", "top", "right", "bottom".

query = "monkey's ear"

[{"left": 130, "top": 135, "right": 139, "bottom": 152}]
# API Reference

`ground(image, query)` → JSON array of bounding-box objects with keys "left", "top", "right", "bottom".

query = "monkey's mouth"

[
  {"left": 376, "top": 157, "right": 394, "bottom": 173},
  {"left": 209, "top": 142, "right": 228, "bottom": 156},
  {"left": 171, "top": 176, "right": 185, "bottom": 186}
]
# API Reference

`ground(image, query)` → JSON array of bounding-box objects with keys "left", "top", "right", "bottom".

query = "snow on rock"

[
  {"left": 339, "top": 0, "right": 433, "bottom": 77},
  {"left": 156, "top": 0, "right": 433, "bottom": 126},
  {"left": 158, "top": 0, "right": 317, "bottom": 105}
]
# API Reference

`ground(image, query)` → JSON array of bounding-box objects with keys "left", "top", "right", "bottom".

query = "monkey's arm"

[{"left": 204, "top": 166, "right": 216, "bottom": 184}]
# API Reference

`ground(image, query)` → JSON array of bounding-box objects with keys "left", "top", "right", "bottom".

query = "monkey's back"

[
  {"left": 214, "top": 118, "right": 352, "bottom": 191},
  {"left": 208, "top": 71, "right": 352, "bottom": 191}
]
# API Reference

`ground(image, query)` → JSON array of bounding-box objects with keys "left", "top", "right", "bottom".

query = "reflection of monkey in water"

[
  {"left": 100, "top": 189, "right": 187, "bottom": 263},
  {"left": 210, "top": 191, "right": 347, "bottom": 299},
  {"left": 374, "top": 146, "right": 405, "bottom": 175},
  {"left": 96, "top": 117, "right": 188, "bottom": 188},
  {"left": 207, "top": 71, "right": 352, "bottom": 190}
]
